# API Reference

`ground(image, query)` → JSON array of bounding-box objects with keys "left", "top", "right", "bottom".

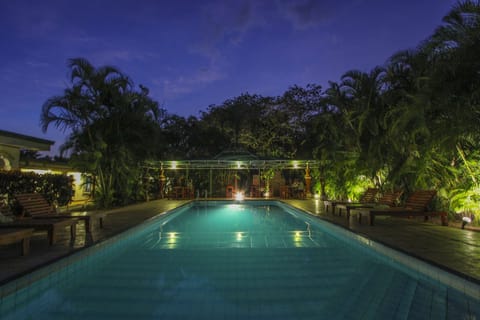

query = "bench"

[
  {"left": 0, "top": 219, "right": 77, "bottom": 245},
  {"left": 336, "top": 190, "right": 403, "bottom": 220},
  {"left": 0, "top": 228, "right": 34, "bottom": 255},
  {"left": 350, "top": 190, "right": 448, "bottom": 226},
  {"left": 324, "top": 188, "right": 379, "bottom": 214},
  {"left": 15, "top": 193, "right": 106, "bottom": 233}
]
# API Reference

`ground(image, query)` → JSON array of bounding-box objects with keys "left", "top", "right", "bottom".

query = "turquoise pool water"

[{"left": 1, "top": 201, "right": 479, "bottom": 319}]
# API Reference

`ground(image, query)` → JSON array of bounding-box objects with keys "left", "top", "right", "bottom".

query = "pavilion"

[{"left": 144, "top": 148, "right": 320, "bottom": 199}]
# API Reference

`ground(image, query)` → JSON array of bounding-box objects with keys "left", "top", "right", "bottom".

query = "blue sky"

[{"left": 0, "top": 0, "right": 458, "bottom": 155}]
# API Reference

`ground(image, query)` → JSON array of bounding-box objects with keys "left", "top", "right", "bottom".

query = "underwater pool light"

[{"left": 293, "top": 231, "right": 302, "bottom": 242}]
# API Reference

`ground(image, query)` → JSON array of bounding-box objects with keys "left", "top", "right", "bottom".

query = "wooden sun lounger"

[
  {"left": 15, "top": 193, "right": 106, "bottom": 233},
  {"left": 0, "top": 219, "right": 77, "bottom": 245},
  {"left": 0, "top": 228, "right": 34, "bottom": 255},
  {"left": 336, "top": 190, "right": 403, "bottom": 220},
  {"left": 323, "top": 188, "right": 379, "bottom": 214},
  {"left": 364, "top": 208, "right": 448, "bottom": 226},
  {"left": 350, "top": 190, "right": 448, "bottom": 226}
]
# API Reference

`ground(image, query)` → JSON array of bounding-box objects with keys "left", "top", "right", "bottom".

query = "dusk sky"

[{"left": 0, "top": 0, "right": 458, "bottom": 155}]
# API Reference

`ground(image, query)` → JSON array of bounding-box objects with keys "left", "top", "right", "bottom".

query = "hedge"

[{"left": 0, "top": 171, "right": 74, "bottom": 214}]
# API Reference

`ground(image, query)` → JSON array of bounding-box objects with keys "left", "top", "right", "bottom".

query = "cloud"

[
  {"left": 154, "top": 0, "right": 264, "bottom": 104},
  {"left": 276, "top": 0, "right": 336, "bottom": 30},
  {"left": 159, "top": 65, "right": 225, "bottom": 99},
  {"left": 25, "top": 60, "right": 50, "bottom": 68},
  {"left": 0, "top": 61, "right": 58, "bottom": 88},
  {"left": 1, "top": 1, "right": 62, "bottom": 38},
  {"left": 191, "top": 0, "right": 264, "bottom": 62},
  {"left": 276, "top": 0, "right": 365, "bottom": 30},
  {"left": 91, "top": 49, "right": 158, "bottom": 65}
]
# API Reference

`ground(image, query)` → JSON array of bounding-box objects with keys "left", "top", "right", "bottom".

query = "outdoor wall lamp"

[{"left": 462, "top": 216, "right": 472, "bottom": 229}]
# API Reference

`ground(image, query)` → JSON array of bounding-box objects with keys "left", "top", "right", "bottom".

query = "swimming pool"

[{"left": 1, "top": 200, "right": 479, "bottom": 319}]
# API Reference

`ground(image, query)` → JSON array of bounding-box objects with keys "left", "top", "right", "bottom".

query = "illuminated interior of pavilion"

[{"left": 144, "top": 154, "right": 320, "bottom": 200}]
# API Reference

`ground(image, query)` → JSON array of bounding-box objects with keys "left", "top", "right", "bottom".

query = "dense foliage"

[
  {"left": 41, "top": 58, "right": 164, "bottom": 208},
  {"left": 40, "top": 1, "right": 480, "bottom": 223},
  {"left": 0, "top": 171, "right": 73, "bottom": 214}
]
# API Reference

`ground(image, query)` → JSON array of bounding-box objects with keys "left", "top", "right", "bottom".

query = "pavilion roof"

[
  {"left": 213, "top": 147, "right": 258, "bottom": 161},
  {"left": 145, "top": 159, "right": 318, "bottom": 170}
]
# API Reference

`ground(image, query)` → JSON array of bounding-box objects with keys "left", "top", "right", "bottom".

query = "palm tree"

[
  {"left": 422, "top": 0, "right": 480, "bottom": 213},
  {"left": 41, "top": 58, "right": 130, "bottom": 150},
  {"left": 380, "top": 48, "right": 433, "bottom": 189},
  {"left": 425, "top": 0, "right": 480, "bottom": 138},
  {"left": 338, "top": 67, "right": 388, "bottom": 185},
  {"left": 41, "top": 58, "right": 163, "bottom": 207},
  {"left": 378, "top": 1, "right": 480, "bottom": 203}
]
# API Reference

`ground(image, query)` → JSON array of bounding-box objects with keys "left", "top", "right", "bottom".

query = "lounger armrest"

[
  {"left": 349, "top": 206, "right": 396, "bottom": 215},
  {"left": 369, "top": 208, "right": 417, "bottom": 215},
  {"left": 336, "top": 202, "right": 377, "bottom": 211},
  {"left": 343, "top": 203, "right": 378, "bottom": 209},
  {"left": 369, "top": 209, "right": 448, "bottom": 226}
]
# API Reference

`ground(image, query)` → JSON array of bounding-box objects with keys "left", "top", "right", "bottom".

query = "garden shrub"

[{"left": 0, "top": 171, "right": 73, "bottom": 214}]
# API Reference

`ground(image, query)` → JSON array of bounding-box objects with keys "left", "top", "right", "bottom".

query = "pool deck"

[{"left": 1, "top": 198, "right": 479, "bottom": 286}]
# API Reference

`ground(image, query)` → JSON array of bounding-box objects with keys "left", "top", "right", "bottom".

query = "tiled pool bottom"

[
  {"left": 1, "top": 201, "right": 479, "bottom": 319},
  {"left": 9, "top": 249, "right": 449, "bottom": 319}
]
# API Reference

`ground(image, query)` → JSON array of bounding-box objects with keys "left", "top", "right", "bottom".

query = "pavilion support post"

[
  {"left": 159, "top": 167, "right": 166, "bottom": 199},
  {"left": 234, "top": 171, "right": 238, "bottom": 193},
  {"left": 209, "top": 168, "right": 213, "bottom": 197},
  {"left": 304, "top": 163, "right": 312, "bottom": 199}
]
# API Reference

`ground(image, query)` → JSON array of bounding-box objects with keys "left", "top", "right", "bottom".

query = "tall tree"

[
  {"left": 424, "top": 0, "right": 480, "bottom": 209},
  {"left": 41, "top": 58, "right": 163, "bottom": 207},
  {"left": 200, "top": 93, "right": 271, "bottom": 156},
  {"left": 279, "top": 84, "right": 323, "bottom": 158},
  {"left": 339, "top": 67, "right": 388, "bottom": 184}
]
